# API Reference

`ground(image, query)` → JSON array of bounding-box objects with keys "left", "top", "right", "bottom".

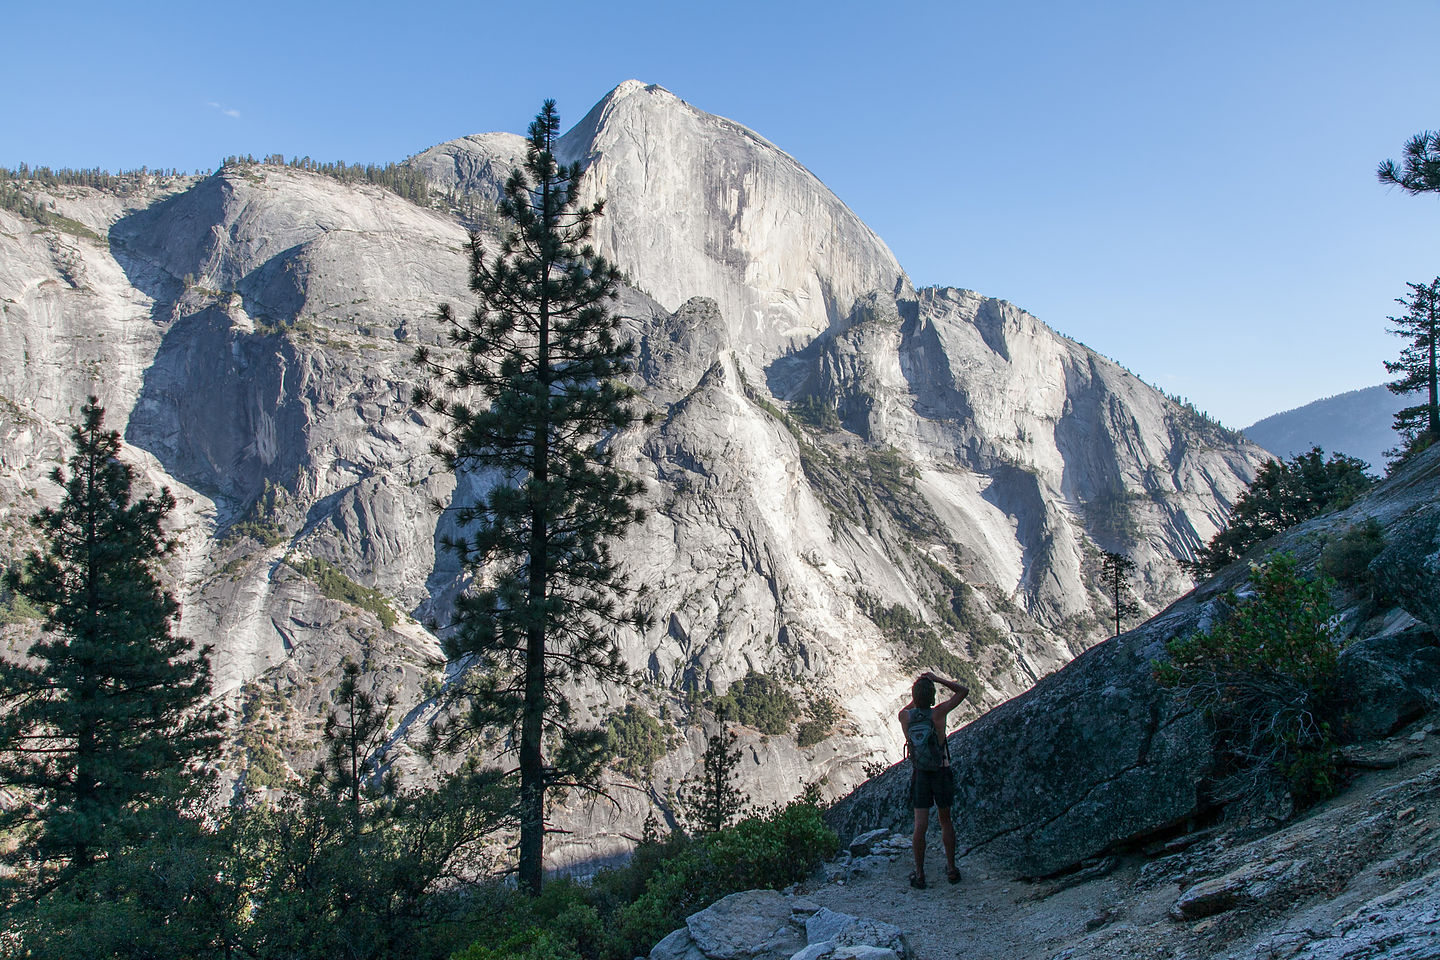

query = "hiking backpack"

[{"left": 906, "top": 706, "right": 946, "bottom": 771}]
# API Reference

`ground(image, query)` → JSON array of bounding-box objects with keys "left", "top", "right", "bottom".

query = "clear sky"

[{"left": 4, "top": 1, "right": 1438, "bottom": 430}]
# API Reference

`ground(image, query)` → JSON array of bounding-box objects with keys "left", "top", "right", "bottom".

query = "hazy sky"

[{"left": 4, "top": 1, "right": 1438, "bottom": 429}]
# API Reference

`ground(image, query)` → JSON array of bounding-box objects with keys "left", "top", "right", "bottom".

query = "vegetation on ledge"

[{"left": 285, "top": 554, "right": 398, "bottom": 629}]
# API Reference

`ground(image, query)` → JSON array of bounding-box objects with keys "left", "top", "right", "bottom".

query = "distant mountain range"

[{"left": 1243, "top": 384, "right": 1406, "bottom": 472}]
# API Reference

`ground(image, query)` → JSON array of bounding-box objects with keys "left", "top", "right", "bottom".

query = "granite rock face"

[
  {"left": 1338, "top": 626, "right": 1440, "bottom": 740},
  {"left": 0, "top": 81, "right": 1272, "bottom": 869},
  {"left": 1370, "top": 505, "right": 1440, "bottom": 630}
]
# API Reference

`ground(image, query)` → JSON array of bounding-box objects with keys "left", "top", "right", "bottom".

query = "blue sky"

[{"left": 4, "top": 1, "right": 1438, "bottom": 432}]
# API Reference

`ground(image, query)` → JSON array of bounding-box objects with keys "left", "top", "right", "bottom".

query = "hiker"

[{"left": 900, "top": 671, "right": 968, "bottom": 889}]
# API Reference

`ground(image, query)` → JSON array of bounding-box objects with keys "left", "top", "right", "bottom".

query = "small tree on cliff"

[
  {"left": 1383, "top": 277, "right": 1440, "bottom": 459},
  {"left": 1098, "top": 550, "right": 1140, "bottom": 638},
  {"left": 317, "top": 659, "right": 397, "bottom": 835},
  {"left": 413, "top": 100, "right": 650, "bottom": 894},
  {"left": 0, "top": 398, "right": 220, "bottom": 885}
]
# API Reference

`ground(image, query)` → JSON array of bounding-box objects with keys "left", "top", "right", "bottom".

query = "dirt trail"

[{"left": 797, "top": 724, "right": 1440, "bottom": 960}]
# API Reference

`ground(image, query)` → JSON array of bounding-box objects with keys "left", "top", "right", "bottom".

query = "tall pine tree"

[
  {"left": 1098, "top": 550, "right": 1140, "bottom": 638},
  {"left": 0, "top": 398, "right": 220, "bottom": 884},
  {"left": 679, "top": 715, "right": 749, "bottom": 836},
  {"left": 1384, "top": 277, "right": 1440, "bottom": 454},
  {"left": 413, "top": 100, "right": 650, "bottom": 894}
]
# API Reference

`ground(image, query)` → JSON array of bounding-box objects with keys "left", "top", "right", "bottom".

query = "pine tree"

[
  {"left": 317, "top": 659, "right": 397, "bottom": 834},
  {"left": 1098, "top": 550, "right": 1140, "bottom": 638},
  {"left": 412, "top": 100, "right": 650, "bottom": 894},
  {"left": 680, "top": 716, "right": 749, "bottom": 836},
  {"left": 0, "top": 398, "right": 220, "bottom": 884},
  {"left": 1383, "top": 277, "right": 1440, "bottom": 455}
]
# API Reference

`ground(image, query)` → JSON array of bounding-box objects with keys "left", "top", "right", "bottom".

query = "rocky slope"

[
  {"left": 829, "top": 444, "right": 1440, "bottom": 875},
  {"left": 662, "top": 444, "right": 1440, "bottom": 960},
  {"left": 813, "top": 444, "right": 1440, "bottom": 958},
  {"left": 0, "top": 81, "right": 1269, "bottom": 869}
]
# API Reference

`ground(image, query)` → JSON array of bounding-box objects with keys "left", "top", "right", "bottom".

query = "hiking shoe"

[
  {"left": 908, "top": 871, "right": 926, "bottom": 889},
  {"left": 947, "top": 866, "right": 961, "bottom": 884}
]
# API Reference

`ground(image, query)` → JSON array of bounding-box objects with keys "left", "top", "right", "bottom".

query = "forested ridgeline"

[{"left": 0, "top": 153, "right": 498, "bottom": 233}]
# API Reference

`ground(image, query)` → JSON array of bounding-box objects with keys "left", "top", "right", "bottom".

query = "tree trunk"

[
  {"left": 1428, "top": 296, "right": 1437, "bottom": 436},
  {"left": 517, "top": 163, "right": 555, "bottom": 896}
]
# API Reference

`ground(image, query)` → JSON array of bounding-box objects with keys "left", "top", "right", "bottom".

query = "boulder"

[
  {"left": 847, "top": 828, "right": 891, "bottom": 858},
  {"left": 790, "top": 948, "right": 901, "bottom": 960},
  {"left": 1370, "top": 504, "right": 1440, "bottom": 630},
  {"left": 683, "top": 890, "right": 803, "bottom": 960},
  {"left": 1169, "top": 859, "right": 1304, "bottom": 920},
  {"left": 791, "top": 907, "right": 910, "bottom": 960},
  {"left": 650, "top": 927, "right": 710, "bottom": 960},
  {"left": 1337, "top": 625, "right": 1440, "bottom": 739},
  {"left": 650, "top": 896, "right": 910, "bottom": 960}
]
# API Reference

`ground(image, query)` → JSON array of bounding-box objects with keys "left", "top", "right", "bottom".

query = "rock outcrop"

[{"left": 648, "top": 890, "right": 912, "bottom": 960}]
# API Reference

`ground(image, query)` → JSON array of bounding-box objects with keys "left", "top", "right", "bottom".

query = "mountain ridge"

[
  {"left": 1243, "top": 382, "right": 1405, "bottom": 471},
  {"left": 0, "top": 81, "right": 1269, "bottom": 869}
]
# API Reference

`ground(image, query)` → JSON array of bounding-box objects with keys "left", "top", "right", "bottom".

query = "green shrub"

[
  {"left": 604, "top": 704, "right": 670, "bottom": 779},
  {"left": 448, "top": 800, "right": 837, "bottom": 960},
  {"left": 450, "top": 880, "right": 601, "bottom": 960},
  {"left": 795, "top": 695, "right": 840, "bottom": 749},
  {"left": 615, "top": 800, "right": 837, "bottom": 958},
  {"left": 705, "top": 800, "right": 838, "bottom": 890},
  {"left": 1156, "top": 553, "right": 1343, "bottom": 810},
  {"left": 1320, "top": 519, "right": 1385, "bottom": 596},
  {"left": 711, "top": 672, "right": 797, "bottom": 734},
  {"left": 286, "top": 554, "right": 397, "bottom": 629}
]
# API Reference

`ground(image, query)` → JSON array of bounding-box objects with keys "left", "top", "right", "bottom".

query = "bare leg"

[
  {"left": 912, "top": 807, "right": 929, "bottom": 879},
  {"left": 937, "top": 806, "right": 957, "bottom": 878}
]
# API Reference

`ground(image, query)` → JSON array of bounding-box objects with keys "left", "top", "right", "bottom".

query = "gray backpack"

[{"left": 907, "top": 707, "right": 946, "bottom": 771}]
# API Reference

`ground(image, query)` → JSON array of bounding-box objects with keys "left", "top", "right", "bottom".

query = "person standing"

[{"left": 899, "top": 671, "right": 968, "bottom": 888}]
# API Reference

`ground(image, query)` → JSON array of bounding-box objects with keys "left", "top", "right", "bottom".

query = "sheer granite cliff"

[{"left": 0, "top": 81, "right": 1269, "bottom": 869}]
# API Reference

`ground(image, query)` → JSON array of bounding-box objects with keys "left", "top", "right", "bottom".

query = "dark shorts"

[{"left": 910, "top": 768, "right": 954, "bottom": 810}]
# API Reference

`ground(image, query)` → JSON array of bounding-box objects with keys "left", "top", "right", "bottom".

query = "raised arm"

[{"left": 924, "top": 671, "right": 969, "bottom": 722}]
